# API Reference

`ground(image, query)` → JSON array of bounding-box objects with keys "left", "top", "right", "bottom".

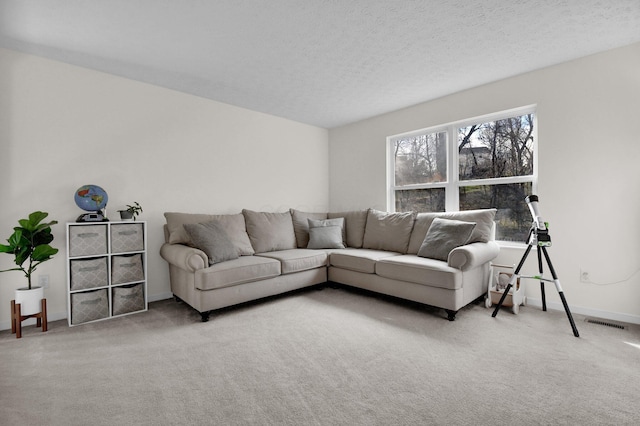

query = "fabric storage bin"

[
  {"left": 112, "top": 253, "right": 144, "bottom": 284},
  {"left": 69, "top": 224, "right": 108, "bottom": 257},
  {"left": 71, "top": 288, "right": 109, "bottom": 325},
  {"left": 112, "top": 283, "right": 145, "bottom": 316},
  {"left": 70, "top": 257, "right": 108, "bottom": 290},
  {"left": 111, "top": 223, "right": 144, "bottom": 253}
]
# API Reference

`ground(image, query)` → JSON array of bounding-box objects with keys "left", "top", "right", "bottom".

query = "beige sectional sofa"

[{"left": 160, "top": 208, "right": 500, "bottom": 322}]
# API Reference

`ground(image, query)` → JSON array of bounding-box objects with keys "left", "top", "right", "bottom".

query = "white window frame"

[{"left": 387, "top": 105, "right": 537, "bottom": 240}]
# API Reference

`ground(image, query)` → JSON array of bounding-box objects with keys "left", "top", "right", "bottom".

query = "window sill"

[{"left": 496, "top": 240, "right": 528, "bottom": 250}]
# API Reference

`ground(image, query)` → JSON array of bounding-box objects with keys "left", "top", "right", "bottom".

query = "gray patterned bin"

[
  {"left": 69, "top": 224, "right": 108, "bottom": 257},
  {"left": 112, "top": 283, "right": 145, "bottom": 316},
  {"left": 110, "top": 223, "right": 144, "bottom": 253},
  {"left": 71, "top": 288, "right": 109, "bottom": 324},
  {"left": 111, "top": 253, "right": 144, "bottom": 284},
  {"left": 70, "top": 257, "right": 108, "bottom": 290}
]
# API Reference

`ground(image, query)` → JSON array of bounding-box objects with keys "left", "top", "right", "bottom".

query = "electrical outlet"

[
  {"left": 580, "top": 269, "right": 590, "bottom": 283},
  {"left": 38, "top": 274, "right": 50, "bottom": 289}
]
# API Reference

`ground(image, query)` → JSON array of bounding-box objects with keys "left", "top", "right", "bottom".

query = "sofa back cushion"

[
  {"left": 407, "top": 208, "right": 497, "bottom": 254},
  {"left": 327, "top": 210, "right": 368, "bottom": 248},
  {"left": 290, "top": 209, "right": 328, "bottom": 248},
  {"left": 362, "top": 209, "right": 416, "bottom": 253},
  {"left": 242, "top": 209, "right": 297, "bottom": 253},
  {"left": 164, "top": 212, "right": 255, "bottom": 255}
]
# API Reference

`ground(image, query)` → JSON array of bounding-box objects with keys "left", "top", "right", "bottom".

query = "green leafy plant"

[
  {"left": 0, "top": 211, "right": 58, "bottom": 289},
  {"left": 125, "top": 202, "right": 143, "bottom": 220}
]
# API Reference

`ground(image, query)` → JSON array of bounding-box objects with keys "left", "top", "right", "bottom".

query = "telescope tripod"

[{"left": 491, "top": 225, "right": 580, "bottom": 337}]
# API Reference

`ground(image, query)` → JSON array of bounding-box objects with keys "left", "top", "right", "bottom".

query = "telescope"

[
  {"left": 525, "top": 195, "right": 544, "bottom": 230},
  {"left": 492, "top": 194, "right": 579, "bottom": 337},
  {"left": 525, "top": 195, "right": 551, "bottom": 246}
]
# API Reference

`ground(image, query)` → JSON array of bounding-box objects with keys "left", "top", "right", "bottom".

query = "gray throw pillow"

[
  {"left": 183, "top": 221, "right": 239, "bottom": 265},
  {"left": 164, "top": 212, "right": 255, "bottom": 255},
  {"left": 307, "top": 218, "right": 346, "bottom": 249},
  {"left": 407, "top": 209, "right": 496, "bottom": 253},
  {"left": 417, "top": 218, "right": 476, "bottom": 261},
  {"left": 290, "top": 209, "right": 328, "bottom": 248}
]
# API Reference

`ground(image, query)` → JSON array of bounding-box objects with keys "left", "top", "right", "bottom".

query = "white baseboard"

[
  {"left": 525, "top": 297, "right": 640, "bottom": 325},
  {"left": 148, "top": 292, "right": 174, "bottom": 302},
  {"left": 4, "top": 294, "right": 636, "bottom": 331},
  {"left": 0, "top": 293, "right": 175, "bottom": 332}
]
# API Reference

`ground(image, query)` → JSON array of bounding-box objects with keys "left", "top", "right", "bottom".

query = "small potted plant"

[
  {"left": 118, "top": 202, "right": 143, "bottom": 221},
  {"left": 0, "top": 211, "right": 58, "bottom": 315}
]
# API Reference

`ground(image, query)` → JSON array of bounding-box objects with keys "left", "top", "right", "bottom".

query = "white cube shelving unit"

[{"left": 66, "top": 221, "right": 147, "bottom": 326}]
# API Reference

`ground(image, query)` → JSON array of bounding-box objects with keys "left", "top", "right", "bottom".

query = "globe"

[{"left": 74, "top": 184, "right": 108, "bottom": 212}]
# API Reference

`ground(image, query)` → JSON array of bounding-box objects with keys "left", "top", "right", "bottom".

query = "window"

[{"left": 389, "top": 107, "right": 536, "bottom": 242}]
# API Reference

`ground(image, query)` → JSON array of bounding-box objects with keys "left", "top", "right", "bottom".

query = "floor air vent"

[{"left": 585, "top": 318, "right": 626, "bottom": 330}]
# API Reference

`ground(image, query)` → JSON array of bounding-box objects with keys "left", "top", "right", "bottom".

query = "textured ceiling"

[{"left": 1, "top": 0, "right": 640, "bottom": 128}]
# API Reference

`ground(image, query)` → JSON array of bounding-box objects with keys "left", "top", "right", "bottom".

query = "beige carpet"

[{"left": 2, "top": 286, "right": 639, "bottom": 426}]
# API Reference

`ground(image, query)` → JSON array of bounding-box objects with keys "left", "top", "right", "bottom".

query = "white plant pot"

[{"left": 15, "top": 286, "right": 45, "bottom": 316}]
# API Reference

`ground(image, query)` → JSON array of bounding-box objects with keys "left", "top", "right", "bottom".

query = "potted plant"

[
  {"left": 0, "top": 211, "right": 58, "bottom": 315},
  {"left": 118, "top": 202, "right": 143, "bottom": 221}
]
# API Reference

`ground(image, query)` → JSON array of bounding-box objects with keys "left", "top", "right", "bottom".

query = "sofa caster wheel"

[
  {"left": 200, "top": 311, "right": 210, "bottom": 322},
  {"left": 445, "top": 310, "right": 457, "bottom": 321}
]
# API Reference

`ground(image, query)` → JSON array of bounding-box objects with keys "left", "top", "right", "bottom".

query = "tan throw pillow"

[
  {"left": 307, "top": 218, "right": 346, "bottom": 249},
  {"left": 362, "top": 209, "right": 416, "bottom": 253},
  {"left": 417, "top": 217, "right": 476, "bottom": 261},
  {"left": 242, "top": 209, "right": 297, "bottom": 253},
  {"left": 183, "top": 221, "right": 239, "bottom": 265}
]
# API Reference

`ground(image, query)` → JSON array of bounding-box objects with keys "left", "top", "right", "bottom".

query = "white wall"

[
  {"left": 0, "top": 48, "right": 329, "bottom": 329},
  {"left": 329, "top": 42, "right": 640, "bottom": 323},
  {"left": 2, "top": 42, "right": 638, "bottom": 330}
]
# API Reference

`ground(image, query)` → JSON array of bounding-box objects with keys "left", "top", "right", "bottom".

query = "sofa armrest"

[
  {"left": 160, "top": 243, "right": 208, "bottom": 272},
  {"left": 448, "top": 241, "right": 500, "bottom": 271}
]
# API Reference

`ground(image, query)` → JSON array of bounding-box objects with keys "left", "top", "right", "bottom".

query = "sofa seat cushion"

[
  {"left": 195, "top": 256, "right": 281, "bottom": 291},
  {"left": 329, "top": 249, "right": 402, "bottom": 274},
  {"left": 256, "top": 249, "right": 328, "bottom": 275},
  {"left": 375, "top": 255, "right": 462, "bottom": 290}
]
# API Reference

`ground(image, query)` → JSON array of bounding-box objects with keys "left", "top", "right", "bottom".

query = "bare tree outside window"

[
  {"left": 459, "top": 183, "right": 532, "bottom": 242},
  {"left": 390, "top": 110, "right": 536, "bottom": 242},
  {"left": 458, "top": 114, "right": 534, "bottom": 180},
  {"left": 458, "top": 114, "right": 535, "bottom": 241},
  {"left": 394, "top": 132, "right": 447, "bottom": 186},
  {"left": 395, "top": 188, "right": 445, "bottom": 212}
]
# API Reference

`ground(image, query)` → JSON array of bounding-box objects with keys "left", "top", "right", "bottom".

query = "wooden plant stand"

[{"left": 10, "top": 299, "right": 47, "bottom": 339}]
